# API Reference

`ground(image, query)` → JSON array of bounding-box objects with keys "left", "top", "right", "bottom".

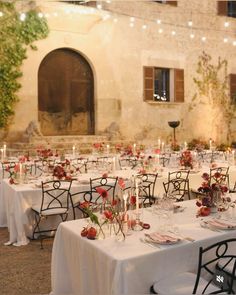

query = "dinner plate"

[
  {"left": 144, "top": 233, "right": 182, "bottom": 245},
  {"left": 201, "top": 219, "right": 236, "bottom": 230}
]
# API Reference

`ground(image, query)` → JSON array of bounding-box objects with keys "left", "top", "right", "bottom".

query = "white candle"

[
  {"left": 106, "top": 144, "right": 110, "bottom": 155},
  {"left": 123, "top": 192, "right": 128, "bottom": 222},
  {"left": 72, "top": 145, "right": 75, "bottom": 157},
  {"left": 184, "top": 141, "right": 187, "bottom": 149},
  {"left": 19, "top": 163, "right": 23, "bottom": 181},
  {"left": 3, "top": 144, "right": 6, "bottom": 158},
  {"left": 133, "top": 143, "right": 136, "bottom": 155},
  {"left": 156, "top": 154, "right": 160, "bottom": 166},
  {"left": 209, "top": 140, "right": 212, "bottom": 150},
  {"left": 1, "top": 149, "right": 3, "bottom": 162},
  {"left": 135, "top": 179, "right": 139, "bottom": 213},
  {"left": 158, "top": 138, "right": 161, "bottom": 149}
]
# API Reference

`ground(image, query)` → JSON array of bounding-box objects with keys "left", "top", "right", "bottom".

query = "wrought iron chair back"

[
  {"left": 34, "top": 159, "right": 55, "bottom": 176},
  {"left": 163, "top": 178, "right": 190, "bottom": 201},
  {"left": 136, "top": 173, "right": 158, "bottom": 206},
  {"left": 210, "top": 167, "right": 229, "bottom": 187},
  {"left": 89, "top": 176, "right": 118, "bottom": 208},
  {"left": 119, "top": 157, "right": 138, "bottom": 169},
  {"left": 2, "top": 162, "right": 16, "bottom": 179},
  {"left": 70, "top": 158, "right": 87, "bottom": 174},
  {"left": 193, "top": 238, "right": 236, "bottom": 294},
  {"left": 159, "top": 155, "right": 170, "bottom": 167}
]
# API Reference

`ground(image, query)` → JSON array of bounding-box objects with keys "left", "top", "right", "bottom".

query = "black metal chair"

[
  {"left": 119, "top": 157, "right": 138, "bottom": 169},
  {"left": 210, "top": 167, "right": 229, "bottom": 187},
  {"left": 70, "top": 176, "right": 118, "bottom": 218},
  {"left": 159, "top": 155, "right": 170, "bottom": 167},
  {"left": 70, "top": 158, "right": 87, "bottom": 174},
  {"left": 136, "top": 173, "right": 158, "bottom": 206},
  {"left": 2, "top": 161, "right": 16, "bottom": 179},
  {"left": 150, "top": 238, "right": 236, "bottom": 294},
  {"left": 31, "top": 179, "right": 72, "bottom": 247},
  {"left": 167, "top": 170, "right": 190, "bottom": 200}
]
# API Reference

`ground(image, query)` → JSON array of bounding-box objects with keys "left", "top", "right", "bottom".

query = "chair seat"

[
  {"left": 32, "top": 205, "right": 68, "bottom": 216},
  {"left": 152, "top": 272, "right": 220, "bottom": 295}
]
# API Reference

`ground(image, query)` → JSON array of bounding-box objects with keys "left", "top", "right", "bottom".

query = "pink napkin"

[
  {"left": 146, "top": 232, "right": 180, "bottom": 243},
  {"left": 207, "top": 219, "right": 236, "bottom": 229}
]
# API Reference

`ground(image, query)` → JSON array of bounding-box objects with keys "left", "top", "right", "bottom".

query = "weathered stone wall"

[{"left": 8, "top": 0, "right": 236, "bottom": 144}]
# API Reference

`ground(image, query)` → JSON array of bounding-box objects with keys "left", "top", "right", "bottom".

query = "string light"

[
  {"left": 201, "top": 36, "right": 206, "bottom": 42},
  {"left": 142, "top": 24, "right": 147, "bottom": 30},
  {"left": 38, "top": 12, "right": 43, "bottom": 18},
  {"left": 233, "top": 41, "right": 236, "bottom": 46},
  {"left": 97, "top": 4, "right": 102, "bottom": 10},
  {"left": 19, "top": 12, "right": 26, "bottom": 21},
  {"left": 188, "top": 20, "right": 193, "bottom": 27},
  {"left": 0, "top": 11, "right": 3, "bottom": 17},
  {"left": 224, "top": 21, "right": 229, "bottom": 27},
  {"left": 223, "top": 38, "right": 228, "bottom": 43},
  {"left": 171, "top": 30, "right": 176, "bottom": 36},
  {"left": 129, "top": 22, "right": 134, "bottom": 27},
  {"left": 113, "top": 18, "right": 118, "bottom": 23},
  {"left": 130, "top": 17, "right": 135, "bottom": 22},
  {"left": 158, "top": 28, "right": 163, "bottom": 34},
  {"left": 190, "top": 33, "right": 195, "bottom": 39},
  {"left": 156, "top": 19, "right": 161, "bottom": 24}
]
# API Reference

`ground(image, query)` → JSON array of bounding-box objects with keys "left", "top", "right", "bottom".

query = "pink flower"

[
  {"left": 96, "top": 187, "right": 108, "bottom": 199},
  {"left": 104, "top": 210, "right": 113, "bottom": 220}
]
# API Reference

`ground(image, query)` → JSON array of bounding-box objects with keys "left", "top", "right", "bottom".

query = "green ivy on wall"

[{"left": 0, "top": 1, "right": 49, "bottom": 129}]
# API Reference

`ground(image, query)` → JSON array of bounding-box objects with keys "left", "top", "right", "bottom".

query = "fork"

[{"left": 139, "top": 238, "right": 160, "bottom": 249}]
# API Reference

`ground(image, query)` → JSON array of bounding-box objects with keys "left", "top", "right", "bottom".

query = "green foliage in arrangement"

[{"left": 0, "top": 1, "right": 49, "bottom": 128}]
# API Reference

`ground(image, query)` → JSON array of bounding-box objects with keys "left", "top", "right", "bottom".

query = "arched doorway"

[{"left": 38, "top": 48, "right": 94, "bottom": 136}]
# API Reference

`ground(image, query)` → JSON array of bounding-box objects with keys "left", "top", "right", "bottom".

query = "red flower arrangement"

[
  {"left": 196, "top": 172, "right": 230, "bottom": 216},
  {"left": 37, "top": 148, "right": 53, "bottom": 159},
  {"left": 180, "top": 150, "right": 193, "bottom": 169}
]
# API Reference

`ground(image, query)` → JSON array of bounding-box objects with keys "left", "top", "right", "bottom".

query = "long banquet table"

[
  {"left": 1, "top": 163, "right": 236, "bottom": 246},
  {"left": 51, "top": 198, "right": 236, "bottom": 295}
]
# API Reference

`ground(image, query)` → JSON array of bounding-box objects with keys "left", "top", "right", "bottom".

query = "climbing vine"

[
  {"left": 189, "top": 51, "right": 235, "bottom": 143},
  {"left": 0, "top": 1, "right": 49, "bottom": 129}
]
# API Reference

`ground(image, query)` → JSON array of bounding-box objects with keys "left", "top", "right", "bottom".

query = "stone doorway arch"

[{"left": 38, "top": 48, "right": 94, "bottom": 136}]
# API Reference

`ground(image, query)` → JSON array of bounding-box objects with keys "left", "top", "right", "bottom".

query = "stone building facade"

[{"left": 8, "top": 0, "right": 236, "bottom": 145}]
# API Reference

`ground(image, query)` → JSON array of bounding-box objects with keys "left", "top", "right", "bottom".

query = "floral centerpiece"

[
  {"left": 93, "top": 142, "right": 104, "bottom": 153},
  {"left": 196, "top": 172, "right": 230, "bottom": 216},
  {"left": 180, "top": 150, "right": 193, "bottom": 169},
  {"left": 53, "top": 165, "right": 72, "bottom": 180},
  {"left": 79, "top": 187, "right": 125, "bottom": 240},
  {"left": 37, "top": 148, "right": 54, "bottom": 159}
]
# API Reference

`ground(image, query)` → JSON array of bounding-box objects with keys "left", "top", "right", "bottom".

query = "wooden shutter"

[
  {"left": 218, "top": 1, "right": 228, "bottom": 16},
  {"left": 143, "top": 67, "right": 154, "bottom": 101},
  {"left": 174, "top": 69, "right": 184, "bottom": 102},
  {"left": 230, "top": 74, "right": 236, "bottom": 102},
  {"left": 166, "top": 1, "right": 177, "bottom": 6}
]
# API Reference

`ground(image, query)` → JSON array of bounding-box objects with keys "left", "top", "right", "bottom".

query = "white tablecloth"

[{"left": 51, "top": 199, "right": 236, "bottom": 295}]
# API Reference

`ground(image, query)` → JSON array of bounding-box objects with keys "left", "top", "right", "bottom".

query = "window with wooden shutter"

[
  {"left": 174, "top": 69, "right": 184, "bottom": 102},
  {"left": 143, "top": 67, "right": 154, "bottom": 101},
  {"left": 166, "top": 1, "right": 177, "bottom": 6},
  {"left": 218, "top": 1, "right": 228, "bottom": 16},
  {"left": 230, "top": 74, "right": 236, "bottom": 103}
]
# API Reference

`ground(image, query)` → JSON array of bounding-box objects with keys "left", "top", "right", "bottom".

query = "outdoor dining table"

[{"left": 50, "top": 197, "right": 236, "bottom": 295}]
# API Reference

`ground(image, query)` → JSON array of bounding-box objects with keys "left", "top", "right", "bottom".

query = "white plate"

[
  {"left": 201, "top": 219, "right": 236, "bottom": 230},
  {"left": 145, "top": 233, "right": 182, "bottom": 245}
]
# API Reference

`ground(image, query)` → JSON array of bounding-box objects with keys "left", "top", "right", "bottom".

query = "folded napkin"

[
  {"left": 145, "top": 232, "right": 181, "bottom": 244},
  {"left": 207, "top": 219, "right": 236, "bottom": 230}
]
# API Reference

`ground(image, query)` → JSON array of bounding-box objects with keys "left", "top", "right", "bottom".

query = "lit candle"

[
  {"left": 157, "top": 138, "right": 161, "bottom": 149},
  {"left": 19, "top": 163, "right": 23, "bottom": 181},
  {"left": 135, "top": 179, "right": 139, "bottom": 213},
  {"left": 133, "top": 143, "right": 136, "bottom": 155},
  {"left": 209, "top": 140, "right": 212, "bottom": 150},
  {"left": 72, "top": 145, "right": 75, "bottom": 157},
  {"left": 1, "top": 148, "right": 3, "bottom": 162},
  {"left": 184, "top": 141, "right": 187, "bottom": 150},
  {"left": 3, "top": 144, "right": 6, "bottom": 158},
  {"left": 106, "top": 144, "right": 110, "bottom": 155},
  {"left": 156, "top": 154, "right": 160, "bottom": 166},
  {"left": 123, "top": 192, "right": 128, "bottom": 222}
]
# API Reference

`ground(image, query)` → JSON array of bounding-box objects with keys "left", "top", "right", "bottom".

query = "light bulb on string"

[
  {"left": 19, "top": 12, "right": 26, "bottom": 21},
  {"left": 158, "top": 28, "right": 163, "bottom": 34},
  {"left": 171, "top": 30, "right": 176, "bottom": 36},
  {"left": 0, "top": 11, "right": 3, "bottom": 17},
  {"left": 201, "top": 36, "right": 206, "bottom": 42},
  {"left": 113, "top": 18, "right": 118, "bottom": 23},
  {"left": 129, "top": 22, "right": 134, "bottom": 27},
  {"left": 130, "top": 17, "right": 135, "bottom": 22},
  {"left": 190, "top": 33, "right": 195, "bottom": 39},
  {"left": 223, "top": 38, "right": 228, "bottom": 43},
  {"left": 142, "top": 24, "right": 147, "bottom": 30},
  {"left": 156, "top": 19, "right": 161, "bottom": 25},
  {"left": 224, "top": 21, "right": 229, "bottom": 27},
  {"left": 97, "top": 4, "right": 102, "bottom": 10},
  {"left": 188, "top": 20, "right": 193, "bottom": 27},
  {"left": 38, "top": 12, "right": 43, "bottom": 18},
  {"left": 233, "top": 41, "right": 236, "bottom": 46}
]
